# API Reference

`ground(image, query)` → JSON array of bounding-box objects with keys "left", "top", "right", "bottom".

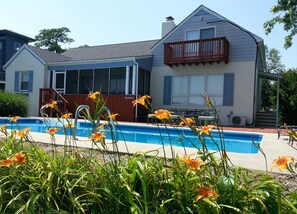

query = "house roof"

[
  {"left": 27, "top": 45, "right": 71, "bottom": 62},
  {"left": 152, "top": 4, "right": 263, "bottom": 50},
  {"left": 4, "top": 40, "right": 159, "bottom": 69},
  {"left": 0, "top": 29, "right": 35, "bottom": 42},
  {"left": 61, "top": 39, "right": 159, "bottom": 61}
]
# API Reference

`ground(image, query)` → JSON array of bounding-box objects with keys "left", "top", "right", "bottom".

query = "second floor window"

[{"left": 14, "top": 42, "right": 21, "bottom": 50}]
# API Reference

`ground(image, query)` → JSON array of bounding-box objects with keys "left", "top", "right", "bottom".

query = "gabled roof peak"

[{"left": 0, "top": 29, "right": 35, "bottom": 42}]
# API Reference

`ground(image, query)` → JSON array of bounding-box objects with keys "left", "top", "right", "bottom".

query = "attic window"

[{"left": 14, "top": 42, "right": 21, "bottom": 50}]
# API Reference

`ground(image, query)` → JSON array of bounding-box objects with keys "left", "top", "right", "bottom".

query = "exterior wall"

[
  {"left": 150, "top": 61, "right": 256, "bottom": 125},
  {"left": 63, "top": 94, "right": 136, "bottom": 122},
  {"left": 153, "top": 8, "right": 257, "bottom": 67},
  {"left": 5, "top": 48, "right": 46, "bottom": 116},
  {"left": 0, "top": 35, "right": 30, "bottom": 72},
  {"left": 151, "top": 7, "right": 260, "bottom": 126}
]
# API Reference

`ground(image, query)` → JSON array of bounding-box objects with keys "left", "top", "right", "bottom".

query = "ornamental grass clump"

[
  {"left": 0, "top": 91, "right": 29, "bottom": 116},
  {"left": 0, "top": 93, "right": 296, "bottom": 213}
]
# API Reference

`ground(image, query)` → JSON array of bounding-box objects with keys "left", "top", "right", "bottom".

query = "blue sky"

[{"left": 1, "top": 0, "right": 296, "bottom": 69}]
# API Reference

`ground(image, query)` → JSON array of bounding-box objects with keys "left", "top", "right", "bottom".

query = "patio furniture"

[
  {"left": 278, "top": 124, "right": 297, "bottom": 145},
  {"left": 197, "top": 109, "right": 218, "bottom": 125}
]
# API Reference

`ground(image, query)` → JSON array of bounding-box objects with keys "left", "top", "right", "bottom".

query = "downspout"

[
  {"left": 133, "top": 57, "right": 139, "bottom": 121},
  {"left": 2, "top": 65, "right": 6, "bottom": 87},
  {"left": 208, "top": 20, "right": 260, "bottom": 126}
]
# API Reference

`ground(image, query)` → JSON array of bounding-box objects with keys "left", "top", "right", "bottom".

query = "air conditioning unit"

[{"left": 230, "top": 115, "right": 246, "bottom": 126}]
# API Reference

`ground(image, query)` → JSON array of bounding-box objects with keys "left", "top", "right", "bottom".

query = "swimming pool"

[{"left": 0, "top": 118, "right": 262, "bottom": 154}]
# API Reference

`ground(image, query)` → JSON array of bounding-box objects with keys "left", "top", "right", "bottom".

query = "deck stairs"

[
  {"left": 39, "top": 88, "right": 68, "bottom": 117},
  {"left": 255, "top": 111, "right": 277, "bottom": 128}
]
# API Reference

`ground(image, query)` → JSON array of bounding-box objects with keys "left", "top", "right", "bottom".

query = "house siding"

[
  {"left": 150, "top": 61, "right": 256, "bottom": 125},
  {"left": 5, "top": 48, "right": 46, "bottom": 116},
  {"left": 152, "top": 8, "right": 257, "bottom": 67}
]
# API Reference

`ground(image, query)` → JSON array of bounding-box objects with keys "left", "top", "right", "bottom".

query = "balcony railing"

[{"left": 164, "top": 37, "right": 229, "bottom": 66}]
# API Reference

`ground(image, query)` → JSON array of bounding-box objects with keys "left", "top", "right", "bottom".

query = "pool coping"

[
  {"left": 23, "top": 127, "right": 297, "bottom": 173},
  {"left": 1, "top": 118, "right": 296, "bottom": 173}
]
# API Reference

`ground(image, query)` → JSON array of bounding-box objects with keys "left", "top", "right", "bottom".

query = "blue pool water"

[{"left": 0, "top": 118, "right": 262, "bottom": 154}]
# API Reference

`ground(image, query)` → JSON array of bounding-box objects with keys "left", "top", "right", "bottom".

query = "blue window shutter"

[
  {"left": 28, "top": 70, "right": 33, "bottom": 92},
  {"left": 223, "top": 73, "right": 234, "bottom": 106},
  {"left": 14, "top": 71, "right": 19, "bottom": 92},
  {"left": 163, "top": 76, "right": 172, "bottom": 105}
]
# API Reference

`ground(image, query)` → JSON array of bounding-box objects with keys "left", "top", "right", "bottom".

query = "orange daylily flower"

[
  {"left": 132, "top": 95, "right": 152, "bottom": 110},
  {"left": 0, "top": 124, "right": 7, "bottom": 132},
  {"left": 0, "top": 159, "right": 14, "bottom": 167},
  {"left": 9, "top": 116, "right": 19, "bottom": 123},
  {"left": 0, "top": 151, "right": 28, "bottom": 166},
  {"left": 12, "top": 151, "right": 27, "bottom": 165},
  {"left": 61, "top": 113, "right": 72, "bottom": 119},
  {"left": 195, "top": 186, "right": 219, "bottom": 201},
  {"left": 154, "top": 109, "right": 172, "bottom": 121},
  {"left": 46, "top": 100, "right": 58, "bottom": 110},
  {"left": 97, "top": 123, "right": 107, "bottom": 130},
  {"left": 89, "top": 132, "right": 105, "bottom": 142},
  {"left": 88, "top": 91, "right": 100, "bottom": 101},
  {"left": 199, "top": 125, "right": 216, "bottom": 135},
  {"left": 272, "top": 156, "right": 294, "bottom": 172},
  {"left": 18, "top": 128, "right": 30, "bottom": 138},
  {"left": 180, "top": 117, "right": 196, "bottom": 126},
  {"left": 108, "top": 113, "right": 119, "bottom": 121},
  {"left": 180, "top": 154, "right": 206, "bottom": 171},
  {"left": 46, "top": 128, "right": 60, "bottom": 135}
]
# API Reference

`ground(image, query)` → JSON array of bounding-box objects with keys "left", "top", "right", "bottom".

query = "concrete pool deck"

[{"left": 24, "top": 123, "right": 297, "bottom": 173}]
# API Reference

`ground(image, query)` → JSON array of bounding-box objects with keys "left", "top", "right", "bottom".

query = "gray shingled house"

[{"left": 3, "top": 5, "right": 281, "bottom": 126}]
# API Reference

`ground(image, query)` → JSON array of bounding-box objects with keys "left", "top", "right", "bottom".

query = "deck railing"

[
  {"left": 39, "top": 88, "right": 68, "bottom": 116},
  {"left": 164, "top": 37, "right": 229, "bottom": 66}
]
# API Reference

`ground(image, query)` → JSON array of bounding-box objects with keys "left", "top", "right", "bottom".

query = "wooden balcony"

[{"left": 164, "top": 37, "right": 229, "bottom": 66}]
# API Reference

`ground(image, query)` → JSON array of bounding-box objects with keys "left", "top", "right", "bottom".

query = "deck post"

[{"left": 276, "top": 78, "right": 280, "bottom": 128}]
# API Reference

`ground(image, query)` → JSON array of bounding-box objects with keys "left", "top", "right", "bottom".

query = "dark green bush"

[{"left": 0, "top": 91, "right": 29, "bottom": 116}]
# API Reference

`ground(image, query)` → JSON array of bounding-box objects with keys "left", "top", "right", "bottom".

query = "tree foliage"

[
  {"left": 264, "top": 0, "right": 297, "bottom": 49},
  {"left": 35, "top": 27, "right": 74, "bottom": 53},
  {"left": 261, "top": 46, "right": 285, "bottom": 110},
  {"left": 273, "top": 68, "right": 297, "bottom": 124},
  {"left": 265, "top": 45, "right": 285, "bottom": 74}
]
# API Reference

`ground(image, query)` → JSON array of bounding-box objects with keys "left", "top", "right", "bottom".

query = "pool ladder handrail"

[
  {"left": 73, "top": 105, "right": 91, "bottom": 140},
  {"left": 40, "top": 105, "right": 48, "bottom": 117},
  {"left": 99, "top": 107, "right": 118, "bottom": 143}
]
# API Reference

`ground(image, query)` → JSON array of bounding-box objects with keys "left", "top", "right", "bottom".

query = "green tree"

[
  {"left": 35, "top": 27, "right": 74, "bottom": 53},
  {"left": 265, "top": 46, "right": 285, "bottom": 74},
  {"left": 272, "top": 69, "right": 297, "bottom": 125},
  {"left": 261, "top": 46, "right": 284, "bottom": 110},
  {"left": 264, "top": 0, "right": 297, "bottom": 49}
]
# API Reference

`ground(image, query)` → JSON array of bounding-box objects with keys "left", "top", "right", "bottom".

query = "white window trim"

[
  {"left": 184, "top": 26, "right": 217, "bottom": 41},
  {"left": 19, "top": 71, "right": 29, "bottom": 92},
  {"left": 172, "top": 74, "right": 223, "bottom": 106}
]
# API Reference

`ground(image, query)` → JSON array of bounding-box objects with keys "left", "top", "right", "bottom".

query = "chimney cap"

[{"left": 165, "top": 16, "right": 174, "bottom": 21}]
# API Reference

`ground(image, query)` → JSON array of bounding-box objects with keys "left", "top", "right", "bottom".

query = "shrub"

[{"left": 0, "top": 91, "right": 29, "bottom": 116}]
